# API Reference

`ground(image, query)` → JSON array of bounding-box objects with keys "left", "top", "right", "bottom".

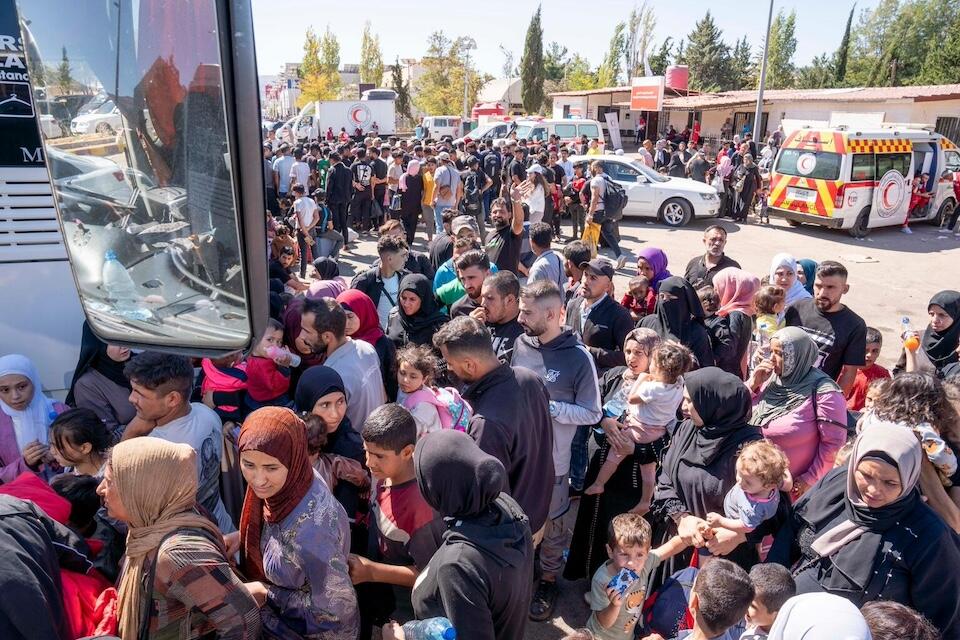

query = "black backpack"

[
  {"left": 483, "top": 152, "right": 502, "bottom": 180},
  {"left": 602, "top": 176, "right": 628, "bottom": 220},
  {"left": 463, "top": 172, "right": 481, "bottom": 209}
]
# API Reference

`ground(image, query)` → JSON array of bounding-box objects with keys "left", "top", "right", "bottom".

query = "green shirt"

[{"left": 586, "top": 550, "right": 661, "bottom": 639}]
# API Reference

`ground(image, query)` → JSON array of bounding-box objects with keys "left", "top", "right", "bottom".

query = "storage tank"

[{"left": 665, "top": 65, "right": 689, "bottom": 91}]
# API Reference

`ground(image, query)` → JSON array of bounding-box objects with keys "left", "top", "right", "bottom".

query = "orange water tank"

[{"left": 665, "top": 65, "right": 689, "bottom": 91}]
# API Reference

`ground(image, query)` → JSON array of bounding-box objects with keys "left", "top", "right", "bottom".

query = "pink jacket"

[
  {"left": 0, "top": 402, "right": 68, "bottom": 484},
  {"left": 752, "top": 390, "right": 847, "bottom": 491}
]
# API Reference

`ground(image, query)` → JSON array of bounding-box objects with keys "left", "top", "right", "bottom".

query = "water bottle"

[
  {"left": 602, "top": 386, "right": 629, "bottom": 419},
  {"left": 101, "top": 249, "right": 138, "bottom": 312},
  {"left": 901, "top": 316, "right": 920, "bottom": 352},
  {"left": 401, "top": 617, "right": 456, "bottom": 640},
  {"left": 267, "top": 345, "right": 301, "bottom": 368}
]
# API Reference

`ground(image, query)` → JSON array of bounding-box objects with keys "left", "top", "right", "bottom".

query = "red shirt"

[
  {"left": 845, "top": 362, "right": 891, "bottom": 411},
  {"left": 244, "top": 355, "right": 291, "bottom": 402}
]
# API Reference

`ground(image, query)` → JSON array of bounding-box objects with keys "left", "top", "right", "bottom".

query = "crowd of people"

[{"left": 2, "top": 123, "right": 960, "bottom": 640}]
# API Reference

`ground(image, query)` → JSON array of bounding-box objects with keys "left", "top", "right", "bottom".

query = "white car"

[
  {"left": 70, "top": 100, "right": 122, "bottom": 135},
  {"left": 569, "top": 154, "right": 720, "bottom": 227}
]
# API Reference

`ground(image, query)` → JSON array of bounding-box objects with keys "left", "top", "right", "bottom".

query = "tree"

[
  {"left": 765, "top": 9, "right": 798, "bottom": 89},
  {"left": 359, "top": 22, "right": 384, "bottom": 86},
  {"left": 499, "top": 45, "right": 517, "bottom": 78},
  {"left": 835, "top": 5, "right": 856, "bottom": 83},
  {"left": 520, "top": 6, "right": 545, "bottom": 114},
  {"left": 919, "top": 14, "right": 960, "bottom": 83},
  {"left": 414, "top": 32, "right": 491, "bottom": 115},
  {"left": 796, "top": 53, "right": 837, "bottom": 88},
  {"left": 391, "top": 57, "right": 413, "bottom": 121},
  {"left": 683, "top": 11, "right": 732, "bottom": 91},
  {"left": 319, "top": 26, "right": 342, "bottom": 94},
  {"left": 298, "top": 27, "right": 340, "bottom": 105},
  {"left": 730, "top": 36, "right": 754, "bottom": 89},
  {"left": 625, "top": 3, "right": 657, "bottom": 77},
  {"left": 597, "top": 22, "right": 627, "bottom": 86},
  {"left": 543, "top": 42, "right": 568, "bottom": 82},
  {"left": 57, "top": 47, "right": 73, "bottom": 95},
  {"left": 565, "top": 54, "right": 598, "bottom": 90},
  {"left": 648, "top": 38, "right": 673, "bottom": 75}
]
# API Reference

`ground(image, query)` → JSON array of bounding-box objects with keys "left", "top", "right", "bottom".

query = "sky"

[{"left": 251, "top": 0, "right": 878, "bottom": 80}]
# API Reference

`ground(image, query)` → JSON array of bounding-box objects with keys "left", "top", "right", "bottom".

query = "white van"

[
  {"left": 496, "top": 118, "right": 605, "bottom": 147},
  {"left": 769, "top": 126, "right": 960, "bottom": 237},
  {"left": 421, "top": 116, "right": 462, "bottom": 139}
]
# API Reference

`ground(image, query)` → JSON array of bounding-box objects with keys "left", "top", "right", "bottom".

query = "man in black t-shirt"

[
  {"left": 785, "top": 260, "right": 866, "bottom": 393},
  {"left": 350, "top": 148, "right": 374, "bottom": 233},
  {"left": 481, "top": 140, "right": 502, "bottom": 219},
  {"left": 684, "top": 225, "right": 741, "bottom": 289},
  {"left": 508, "top": 147, "right": 527, "bottom": 186},
  {"left": 368, "top": 146, "right": 389, "bottom": 228},
  {"left": 485, "top": 183, "right": 527, "bottom": 275}
]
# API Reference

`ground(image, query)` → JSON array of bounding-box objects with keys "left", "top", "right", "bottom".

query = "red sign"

[{"left": 630, "top": 77, "right": 664, "bottom": 112}]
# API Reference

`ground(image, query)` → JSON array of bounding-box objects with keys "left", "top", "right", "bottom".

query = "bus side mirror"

[{"left": 19, "top": 0, "right": 267, "bottom": 355}]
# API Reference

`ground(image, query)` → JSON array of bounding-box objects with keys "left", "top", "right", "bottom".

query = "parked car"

[
  {"left": 569, "top": 154, "right": 720, "bottom": 227},
  {"left": 70, "top": 100, "right": 122, "bottom": 135}
]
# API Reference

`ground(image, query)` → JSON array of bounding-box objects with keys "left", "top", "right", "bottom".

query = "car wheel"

[
  {"left": 932, "top": 199, "right": 955, "bottom": 227},
  {"left": 658, "top": 198, "right": 693, "bottom": 227},
  {"left": 848, "top": 206, "right": 871, "bottom": 238},
  {"left": 786, "top": 219, "right": 802, "bottom": 227},
  {"left": 96, "top": 122, "right": 114, "bottom": 135}
]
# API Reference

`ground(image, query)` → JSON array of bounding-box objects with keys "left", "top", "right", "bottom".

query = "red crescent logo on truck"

[{"left": 348, "top": 104, "right": 373, "bottom": 127}]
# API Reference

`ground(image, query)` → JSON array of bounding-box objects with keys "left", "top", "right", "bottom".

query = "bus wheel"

[
  {"left": 933, "top": 200, "right": 955, "bottom": 227},
  {"left": 848, "top": 207, "right": 871, "bottom": 238}
]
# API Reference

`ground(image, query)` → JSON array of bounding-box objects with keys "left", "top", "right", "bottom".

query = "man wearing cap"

[
  {"left": 433, "top": 151, "right": 460, "bottom": 216},
  {"left": 433, "top": 214, "right": 482, "bottom": 294},
  {"left": 485, "top": 183, "right": 527, "bottom": 276}
]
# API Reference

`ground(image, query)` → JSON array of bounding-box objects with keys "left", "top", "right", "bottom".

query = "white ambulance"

[{"left": 768, "top": 126, "right": 960, "bottom": 237}]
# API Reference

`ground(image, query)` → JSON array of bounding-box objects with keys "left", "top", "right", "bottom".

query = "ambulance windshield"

[{"left": 776, "top": 149, "right": 842, "bottom": 181}]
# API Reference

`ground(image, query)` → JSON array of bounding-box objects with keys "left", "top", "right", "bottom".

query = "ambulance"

[{"left": 768, "top": 126, "right": 960, "bottom": 237}]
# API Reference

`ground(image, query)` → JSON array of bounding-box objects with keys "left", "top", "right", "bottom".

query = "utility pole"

[
  {"left": 754, "top": 0, "right": 775, "bottom": 143},
  {"left": 462, "top": 37, "right": 477, "bottom": 130}
]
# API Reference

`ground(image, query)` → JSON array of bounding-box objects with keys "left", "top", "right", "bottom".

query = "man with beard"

[
  {"left": 683, "top": 225, "right": 741, "bottom": 290},
  {"left": 450, "top": 250, "right": 493, "bottom": 319},
  {"left": 433, "top": 316, "right": 554, "bottom": 538},
  {"left": 470, "top": 271, "right": 524, "bottom": 364},
  {"left": 561, "top": 240, "right": 591, "bottom": 303},
  {"left": 785, "top": 260, "right": 866, "bottom": 394},
  {"left": 565, "top": 259, "right": 634, "bottom": 373},
  {"left": 511, "top": 280, "right": 601, "bottom": 621},
  {"left": 485, "top": 183, "right": 527, "bottom": 275},
  {"left": 300, "top": 297, "right": 387, "bottom": 428}
]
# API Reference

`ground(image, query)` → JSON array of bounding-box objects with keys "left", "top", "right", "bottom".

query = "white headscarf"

[
  {"left": 768, "top": 593, "right": 872, "bottom": 640},
  {"left": 0, "top": 354, "right": 56, "bottom": 450},
  {"left": 769, "top": 253, "right": 813, "bottom": 307}
]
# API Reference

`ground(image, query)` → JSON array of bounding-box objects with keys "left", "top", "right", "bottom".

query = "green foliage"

[
  {"left": 391, "top": 57, "right": 413, "bottom": 121},
  {"left": 919, "top": 15, "right": 960, "bottom": 83},
  {"left": 543, "top": 42, "right": 568, "bottom": 82},
  {"left": 597, "top": 22, "right": 627, "bottom": 87},
  {"left": 57, "top": 47, "right": 73, "bottom": 94},
  {"left": 647, "top": 38, "right": 673, "bottom": 76},
  {"left": 414, "top": 32, "right": 490, "bottom": 116},
  {"left": 299, "top": 26, "right": 341, "bottom": 104},
  {"left": 566, "top": 54, "right": 599, "bottom": 90},
  {"left": 520, "top": 6, "right": 545, "bottom": 113},
  {"left": 682, "top": 11, "right": 733, "bottom": 91},
  {"left": 765, "top": 10, "right": 797, "bottom": 89},
  {"left": 796, "top": 53, "right": 837, "bottom": 89},
  {"left": 730, "top": 36, "right": 754, "bottom": 89},
  {"left": 359, "top": 22, "right": 384, "bottom": 86},
  {"left": 835, "top": 5, "right": 855, "bottom": 82}
]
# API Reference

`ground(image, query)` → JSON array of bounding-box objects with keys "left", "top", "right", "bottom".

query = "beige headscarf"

[{"left": 113, "top": 438, "right": 224, "bottom": 640}]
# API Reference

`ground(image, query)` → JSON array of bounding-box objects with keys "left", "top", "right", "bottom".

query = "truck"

[{"left": 287, "top": 99, "right": 396, "bottom": 142}]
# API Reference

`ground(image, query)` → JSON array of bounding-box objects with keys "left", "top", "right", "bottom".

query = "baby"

[
  {"left": 707, "top": 440, "right": 790, "bottom": 536},
  {"left": 586, "top": 342, "right": 692, "bottom": 514},
  {"left": 752, "top": 285, "right": 785, "bottom": 370},
  {"left": 244, "top": 318, "right": 295, "bottom": 410},
  {"left": 619, "top": 275, "right": 651, "bottom": 323}
]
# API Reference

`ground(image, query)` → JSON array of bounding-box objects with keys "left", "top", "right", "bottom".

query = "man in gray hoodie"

[{"left": 512, "top": 279, "right": 602, "bottom": 621}]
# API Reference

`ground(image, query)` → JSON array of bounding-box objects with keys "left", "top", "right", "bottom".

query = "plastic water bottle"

[
  {"left": 267, "top": 345, "right": 301, "bottom": 368},
  {"left": 602, "top": 387, "right": 629, "bottom": 419},
  {"left": 901, "top": 316, "right": 920, "bottom": 352},
  {"left": 401, "top": 617, "right": 456, "bottom": 640},
  {"left": 101, "top": 249, "right": 138, "bottom": 312}
]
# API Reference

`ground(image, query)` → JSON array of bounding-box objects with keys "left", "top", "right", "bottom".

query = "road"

[{"left": 337, "top": 213, "right": 958, "bottom": 638}]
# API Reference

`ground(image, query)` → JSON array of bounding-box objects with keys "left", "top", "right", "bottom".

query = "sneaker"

[
  {"left": 902, "top": 227, "right": 913, "bottom": 234},
  {"left": 529, "top": 579, "right": 559, "bottom": 621},
  {"left": 616, "top": 254, "right": 628, "bottom": 270}
]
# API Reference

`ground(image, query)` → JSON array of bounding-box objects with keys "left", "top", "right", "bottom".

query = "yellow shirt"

[
  {"left": 422, "top": 171, "right": 436, "bottom": 205},
  {"left": 586, "top": 147, "right": 600, "bottom": 156}
]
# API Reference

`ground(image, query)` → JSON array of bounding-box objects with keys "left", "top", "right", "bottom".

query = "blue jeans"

[
  {"left": 483, "top": 188, "right": 496, "bottom": 220},
  {"left": 424, "top": 204, "right": 441, "bottom": 234},
  {"left": 569, "top": 424, "right": 591, "bottom": 491}
]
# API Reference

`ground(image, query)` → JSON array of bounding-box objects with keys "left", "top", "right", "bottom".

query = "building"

[{"left": 550, "top": 83, "right": 960, "bottom": 147}]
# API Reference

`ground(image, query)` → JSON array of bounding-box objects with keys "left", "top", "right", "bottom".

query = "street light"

[
  {"left": 462, "top": 37, "right": 477, "bottom": 127},
  {"left": 753, "top": 0, "right": 774, "bottom": 143}
]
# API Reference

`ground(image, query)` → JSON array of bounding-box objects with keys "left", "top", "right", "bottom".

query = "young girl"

[
  {"left": 585, "top": 342, "right": 692, "bottom": 513},
  {"left": 244, "top": 318, "right": 296, "bottom": 410},
  {"left": 50, "top": 407, "right": 112, "bottom": 477},
  {"left": 619, "top": 275, "right": 653, "bottom": 323},
  {"left": 200, "top": 350, "right": 247, "bottom": 423},
  {"left": 706, "top": 440, "right": 790, "bottom": 536},
  {"left": 396, "top": 345, "right": 472, "bottom": 439},
  {"left": 303, "top": 413, "right": 369, "bottom": 494},
  {"left": 752, "top": 285, "right": 785, "bottom": 370}
]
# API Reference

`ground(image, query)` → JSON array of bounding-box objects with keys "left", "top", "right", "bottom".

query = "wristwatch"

[{"left": 548, "top": 400, "right": 559, "bottom": 418}]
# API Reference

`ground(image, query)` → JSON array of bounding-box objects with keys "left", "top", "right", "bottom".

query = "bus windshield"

[{"left": 775, "top": 148, "right": 842, "bottom": 180}]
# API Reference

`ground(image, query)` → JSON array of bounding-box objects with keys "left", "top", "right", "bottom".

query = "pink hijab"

[
  {"left": 399, "top": 159, "right": 420, "bottom": 192},
  {"left": 714, "top": 267, "right": 760, "bottom": 317},
  {"left": 717, "top": 155, "right": 733, "bottom": 178}
]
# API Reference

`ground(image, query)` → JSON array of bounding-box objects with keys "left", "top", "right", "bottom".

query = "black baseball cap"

[{"left": 579, "top": 258, "right": 615, "bottom": 279}]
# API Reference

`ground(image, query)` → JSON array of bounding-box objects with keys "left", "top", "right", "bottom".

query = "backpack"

[
  {"left": 601, "top": 176, "right": 628, "bottom": 220},
  {"left": 463, "top": 172, "right": 481, "bottom": 209},
  {"left": 483, "top": 152, "right": 502, "bottom": 180},
  {"left": 402, "top": 386, "right": 474, "bottom": 433}
]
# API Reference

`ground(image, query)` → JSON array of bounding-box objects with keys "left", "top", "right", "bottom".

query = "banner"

[
  {"left": 0, "top": 0, "right": 44, "bottom": 167},
  {"left": 604, "top": 112, "right": 623, "bottom": 151},
  {"left": 630, "top": 76, "right": 665, "bottom": 112}
]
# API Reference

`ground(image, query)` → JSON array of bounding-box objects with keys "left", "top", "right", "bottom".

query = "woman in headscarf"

[
  {"left": 732, "top": 153, "right": 761, "bottom": 222},
  {"left": 747, "top": 327, "right": 848, "bottom": 500},
  {"left": 636, "top": 247, "right": 672, "bottom": 293},
  {"left": 639, "top": 276, "right": 715, "bottom": 368},
  {"left": 294, "top": 366, "right": 366, "bottom": 519},
  {"left": 282, "top": 297, "right": 325, "bottom": 390},
  {"left": 767, "top": 593, "right": 872, "bottom": 640},
  {"left": 102, "top": 438, "right": 260, "bottom": 639},
  {"left": 649, "top": 367, "right": 766, "bottom": 586},
  {"left": 768, "top": 419, "right": 960, "bottom": 637},
  {"left": 0, "top": 354, "right": 68, "bottom": 483},
  {"left": 337, "top": 289, "right": 398, "bottom": 401},
  {"left": 238, "top": 407, "right": 359, "bottom": 639},
  {"left": 66, "top": 321, "right": 135, "bottom": 441},
  {"left": 713, "top": 267, "right": 761, "bottom": 379},
  {"left": 796, "top": 258, "right": 818, "bottom": 296},
  {"left": 306, "top": 257, "right": 348, "bottom": 300},
  {"left": 716, "top": 154, "right": 735, "bottom": 217},
  {"left": 769, "top": 253, "right": 812, "bottom": 308},
  {"left": 399, "top": 159, "right": 425, "bottom": 244},
  {"left": 386, "top": 273, "right": 449, "bottom": 349},
  {"left": 565, "top": 328, "right": 669, "bottom": 581},
  {"left": 896, "top": 290, "right": 960, "bottom": 377},
  {"left": 397, "top": 429, "right": 533, "bottom": 640}
]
